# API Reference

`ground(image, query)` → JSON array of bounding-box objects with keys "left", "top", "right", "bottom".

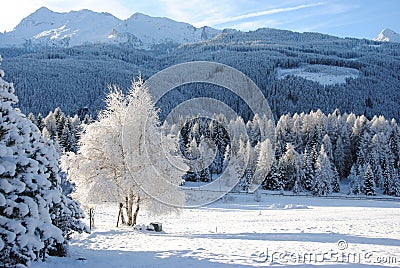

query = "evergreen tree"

[
  {"left": 238, "top": 168, "right": 252, "bottom": 192},
  {"left": 390, "top": 169, "right": 400, "bottom": 197},
  {"left": 250, "top": 114, "right": 261, "bottom": 146},
  {"left": 374, "top": 165, "right": 384, "bottom": 189},
  {"left": 37, "top": 140, "right": 88, "bottom": 256},
  {"left": 185, "top": 137, "right": 200, "bottom": 182},
  {"left": 43, "top": 111, "right": 57, "bottom": 139},
  {"left": 338, "top": 125, "right": 352, "bottom": 178},
  {"left": 301, "top": 148, "right": 314, "bottom": 191},
  {"left": 42, "top": 126, "right": 52, "bottom": 141},
  {"left": 279, "top": 143, "right": 303, "bottom": 191},
  {"left": 331, "top": 167, "right": 341, "bottom": 193},
  {"left": 382, "top": 158, "right": 393, "bottom": 195},
  {"left": 83, "top": 114, "right": 93, "bottom": 125},
  {"left": 388, "top": 124, "right": 400, "bottom": 168},
  {"left": 306, "top": 124, "right": 322, "bottom": 152},
  {"left": 252, "top": 139, "right": 274, "bottom": 191},
  {"left": 333, "top": 136, "right": 346, "bottom": 177},
  {"left": 222, "top": 144, "right": 230, "bottom": 171},
  {"left": 312, "top": 145, "right": 333, "bottom": 196},
  {"left": 56, "top": 112, "right": 66, "bottom": 140},
  {"left": 198, "top": 136, "right": 214, "bottom": 182},
  {"left": 36, "top": 113, "right": 45, "bottom": 131},
  {"left": 0, "top": 62, "right": 86, "bottom": 267},
  {"left": 28, "top": 112, "right": 36, "bottom": 124},
  {"left": 363, "top": 164, "right": 376, "bottom": 196},
  {"left": 322, "top": 134, "right": 333, "bottom": 161},
  {"left": 53, "top": 107, "right": 63, "bottom": 128},
  {"left": 356, "top": 132, "right": 371, "bottom": 167},
  {"left": 59, "top": 119, "right": 77, "bottom": 152},
  {"left": 262, "top": 162, "right": 284, "bottom": 191},
  {"left": 348, "top": 165, "right": 362, "bottom": 195}
]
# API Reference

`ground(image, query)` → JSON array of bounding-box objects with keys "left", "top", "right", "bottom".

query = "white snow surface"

[
  {"left": 373, "top": 28, "right": 400, "bottom": 43},
  {"left": 277, "top": 65, "right": 359, "bottom": 85},
  {"left": 32, "top": 193, "right": 400, "bottom": 267},
  {"left": 0, "top": 7, "right": 221, "bottom": 49}
]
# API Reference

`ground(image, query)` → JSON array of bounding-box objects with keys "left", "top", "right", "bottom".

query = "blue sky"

[{"left": 1, "top": 0, "right": 399, "bottom": 39}]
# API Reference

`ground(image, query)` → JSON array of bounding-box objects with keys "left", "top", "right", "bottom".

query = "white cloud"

[
  {"left": 193, "top": 2, "right": 326, "bottom": 27},
  {"left": 228, "top": 19, "right": 279, "bottom": 31},
  {"left": 153, "top": 0, "right": 327, "bottom": 30}
]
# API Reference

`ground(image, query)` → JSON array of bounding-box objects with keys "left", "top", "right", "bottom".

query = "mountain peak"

[
  {"left": 373, "top": 28, "right": 400, "bottom": 43},
  {"left": 111, "top": 12, "right": 221, "bottom": 48},
  {"left": 34, "top": 6, "right": 53, "bottom": 14},
  {"left": 126, "top": 12, "right": 185, "bottom": 25},
  {"left": 15, "top": 7, "right": 57, "bottom": 31},
  {"left": 26, "top": 6, "right": 56, "bottom": 19},
  {"left": 130, "top": 12, "right": 150, "bottom": 18},
  {"left": 0, "top": 8, "right": 221, "bottom": 49},
  {"left": 382, "top": 28, "right": 396, "bottom": 34}
]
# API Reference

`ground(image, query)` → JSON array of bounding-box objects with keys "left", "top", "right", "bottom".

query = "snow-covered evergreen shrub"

[{"left": 0, "top": 57, "right": 86, "bottom": 267}]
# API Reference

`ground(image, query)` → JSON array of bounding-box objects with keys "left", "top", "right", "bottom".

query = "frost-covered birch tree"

[{"left": 62, "top": 79, "right": 186, "bottom": 226}]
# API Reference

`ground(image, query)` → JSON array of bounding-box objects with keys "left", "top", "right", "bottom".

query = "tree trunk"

[
  {"left": 118, "top": 202, "right": 126, "bottom": 226},
  {"left": 127, "top": 191, "right": 134, "bottom": 226},
  {"left": 125, "top": 196, "right": 129, "bottom": 222},
  {"left": 133, "top": 196, "right": 141, "bottom": 226}
]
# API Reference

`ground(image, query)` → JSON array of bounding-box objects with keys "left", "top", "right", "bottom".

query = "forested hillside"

[{"left": 1, "top": 28, "right": 400, "bottom": 121}]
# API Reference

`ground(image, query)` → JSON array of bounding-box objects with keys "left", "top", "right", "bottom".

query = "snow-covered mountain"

[
  {"left": 109, "top": 13, "right": 221, "bottom": 48},
  {"left": 0, "top": 7, "right": 222, "bottom": 48},
  {"left": 373, "top": 28, "right": 400, "bottom": 43},
  {"left": 0, "top": 7, "right": 120, "bottom": 47}
]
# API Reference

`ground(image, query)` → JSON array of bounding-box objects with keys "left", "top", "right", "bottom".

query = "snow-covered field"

[
  {"left": 277, "top": 65, "right": 359, "bottom": 85},
  {"left": 33, "top": 194, "right": 400, "bottom": 267}
]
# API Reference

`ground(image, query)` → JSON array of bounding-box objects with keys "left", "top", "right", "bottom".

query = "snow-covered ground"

[
  {"left": 33, "top": 194, "right": 400, "bottom": 267},
  {"left": 277, "top": 65, "right": 359, "bottom": 85}
]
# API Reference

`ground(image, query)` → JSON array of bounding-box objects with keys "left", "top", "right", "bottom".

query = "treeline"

[
  {"left": 267, "top": 109, "right": 400, "bottom": 196},
  {"left": 27, "top": 108, "right": 93, "bottom": 153},
  {"left": 30, "top": 107, "right": 400, "bottom": 197}
]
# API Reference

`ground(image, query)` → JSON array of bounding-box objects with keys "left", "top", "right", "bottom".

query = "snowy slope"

[
  {"left": 0, "top": 7, "right": 221, "bottom": 48},
  {"left": 373, "top": 28, "right": 400, "bottom": 43},
  {"left": 32, "top": 194, "right": 400, "bottom": 267},
  {"left": 277, "top": 65, "right": 359, "bottom": 85}
]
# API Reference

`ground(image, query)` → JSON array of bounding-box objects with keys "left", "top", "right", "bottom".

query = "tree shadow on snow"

[
  {"left": 32, "top": 248, "right": 260, "bottom": 268},
  {"left": 172, "top": 232, "right": 400, "bottom": 248}
]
